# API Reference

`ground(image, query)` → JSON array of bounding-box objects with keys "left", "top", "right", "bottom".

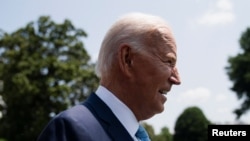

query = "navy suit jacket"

[{"left": 37, "top": 93, "right": 134, "bottom": 141}]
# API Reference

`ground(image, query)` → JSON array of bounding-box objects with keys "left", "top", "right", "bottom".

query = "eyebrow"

[{"left": 166, "top": 53, "right": 176, "bottom": 61}]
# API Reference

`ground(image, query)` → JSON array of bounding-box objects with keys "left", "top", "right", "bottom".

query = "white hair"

[{"left": 95, "top": 12, "right": 171, "bottom": 78}]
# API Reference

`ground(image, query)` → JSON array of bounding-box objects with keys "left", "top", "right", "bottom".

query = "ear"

[{"left": 118, "top": 44, "right": 133, "bottom": 77}]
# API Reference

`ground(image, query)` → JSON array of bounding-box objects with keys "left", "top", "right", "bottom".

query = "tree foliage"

[
  {"left": 143, "top": 122, "right": 156, "bottom": 140},
  {"left": 226, "top": 27, "right": 250, "bottom": 119},
  {"left": 154, "top": 127, "right": 173, "bottom": 141},
  {"left": 143, "top": 122, "right": 172, "bottom": 141},
  {"left": 0, "top": 16, "right": 99, "bottom": 141},
  {"left": 173, "top": 106, "right": 211, "bottom": 141}
]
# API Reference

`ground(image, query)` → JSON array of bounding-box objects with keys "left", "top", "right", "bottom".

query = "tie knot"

[{"left": 135, "top": 125, "right": 150, "bottom": 141}]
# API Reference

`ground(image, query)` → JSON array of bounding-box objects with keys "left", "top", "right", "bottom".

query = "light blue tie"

[{"left": 135, "top": 125, "right": 151, "bottom": 141}]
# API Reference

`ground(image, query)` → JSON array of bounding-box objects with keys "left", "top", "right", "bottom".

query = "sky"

[{"left": 1, "top": 0, "right": 250, "bottom": 134}]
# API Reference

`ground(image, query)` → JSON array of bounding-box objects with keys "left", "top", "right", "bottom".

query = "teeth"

[{"left": 159, "top": 90, "right": 167, "bottom": 95}]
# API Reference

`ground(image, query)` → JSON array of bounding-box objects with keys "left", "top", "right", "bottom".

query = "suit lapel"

[{"left": 83, "top": 93, "right": 134, "bottom": 141}]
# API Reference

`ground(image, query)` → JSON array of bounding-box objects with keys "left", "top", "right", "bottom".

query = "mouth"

[{"left": 159, "top": 89, "right": 168, "bottom": 95}]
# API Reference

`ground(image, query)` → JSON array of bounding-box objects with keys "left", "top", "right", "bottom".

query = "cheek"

[
  {"left": 132, "top": 59, "right": 172, "bottom": 88},
  {"left": 136, "top": 65, "right": 171, "bottom": 89},
  {"left": 153, "top": 65, "right": 172, "bottom": 80}
]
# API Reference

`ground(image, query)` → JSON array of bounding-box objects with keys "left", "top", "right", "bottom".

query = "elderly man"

[{"left": 37, "top": 12, "right": 181, "bottom": 141}]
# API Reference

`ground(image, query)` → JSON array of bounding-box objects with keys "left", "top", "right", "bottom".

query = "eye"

[
  {"left": 163, "top": 53, "right": 177, "bottom": 67},
  {"left": 163, "top": 59, "right": 175, "bottom": 67}
]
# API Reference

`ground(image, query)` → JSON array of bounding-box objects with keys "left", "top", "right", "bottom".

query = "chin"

[
  {"left": 156, "top": 103, "right": 165, "bottom": 113},
  {"left": 158, "top": 106, "right": 165, "bottom": 113},
  {"left": 153, "top": 106, "right": 165, "bottom": 116},
  {"left": 143, "top": 109, "right": 164, "bottom": 120}
]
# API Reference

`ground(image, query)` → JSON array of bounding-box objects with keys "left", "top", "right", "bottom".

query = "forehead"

[{"left": 143, "top": 27, "right": 177, "bottom": 56}]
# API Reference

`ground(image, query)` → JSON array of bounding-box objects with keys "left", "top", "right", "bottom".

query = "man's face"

[{"left": 129, "top": 28, "right": 181, "bottom": 120}]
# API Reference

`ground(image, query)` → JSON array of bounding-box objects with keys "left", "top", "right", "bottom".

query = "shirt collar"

[{"left": 95, "top": 85, "right": 139, "bottom": 140}]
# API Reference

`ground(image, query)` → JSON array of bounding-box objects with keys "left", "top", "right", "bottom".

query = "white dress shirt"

[{"left": 95, "top": 85, "right": 140, "bottom": 141}]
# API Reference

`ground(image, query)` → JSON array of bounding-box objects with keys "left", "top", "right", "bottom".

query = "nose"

[{"left": 169, "top": 67, "right": 181, "bottom": 85}]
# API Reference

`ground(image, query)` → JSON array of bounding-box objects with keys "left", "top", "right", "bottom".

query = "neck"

[{"left": 100, "top": 77, "right": 142, "bottom": 121}]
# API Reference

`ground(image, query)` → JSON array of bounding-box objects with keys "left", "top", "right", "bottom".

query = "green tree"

[
  {"left": 225, "top": 27, "right": 250, "bottom": 119},
  {"left": 0, "top": 16, "right": 99, "bottom": 141},
  {"left": 143, "top": 122, "right": 156, "bottom": 141},
  {"left": 143, "top": 122, "right": 173, "bottom": 141},
  {"left": 173, "top": 106, "right": 211, "bottom": 141},
  {"left": 155, "top": 127, "right": 172, "bottom": 141}
]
